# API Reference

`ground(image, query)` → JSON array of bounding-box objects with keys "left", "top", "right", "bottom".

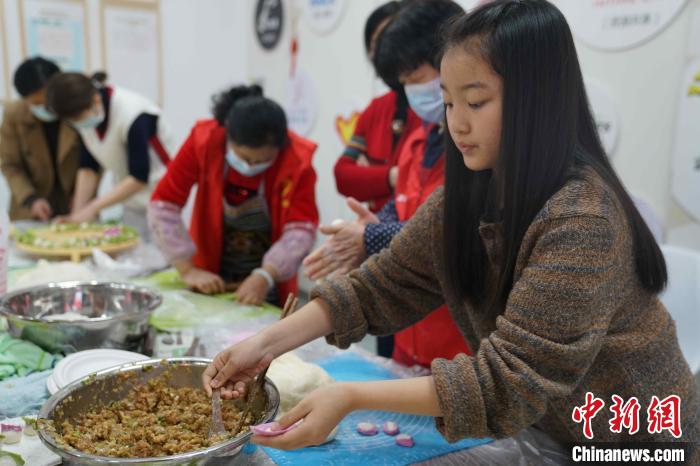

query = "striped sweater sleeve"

[{"left": 311, "top": 190, "right": 445, "bottom": 346}]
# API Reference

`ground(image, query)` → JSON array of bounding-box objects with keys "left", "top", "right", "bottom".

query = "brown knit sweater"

[{"left": 312, "top": 168, "right": 699, "bottom": 460}]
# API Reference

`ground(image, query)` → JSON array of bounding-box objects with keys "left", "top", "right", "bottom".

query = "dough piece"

[{"left": 266, "top": 352, "right": 334, "bottom": 418}]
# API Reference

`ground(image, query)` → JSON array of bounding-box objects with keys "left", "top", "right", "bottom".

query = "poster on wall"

[
  {"left": 585, "top": 79, "right": 620, "bottom": 157},
  {"left": 256, "top": 0, "right": 283, "bottom": 50},
  {"left": 303, "top": 0, "right": 345, "bottom": 35},
  {"left": 102, "top": 1, "right": 162, "bottom": 104},
  {"left": 557, "top": 0, "right": 688, "bottom": 51},
  {"left": 671, "top": 59, "right": 700, "bottom": 222},
  {"left": 20, "top": 0, "right": 88, "bottom": 71},
  {"left": 285, "top": 69, "right": 318, "bottom": 136}
]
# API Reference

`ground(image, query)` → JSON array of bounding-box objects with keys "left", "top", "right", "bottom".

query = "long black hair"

[
  {"left": 440, "top": 0, "right": 666, "bottom": 308},
  {"left": 211, "top": 84, "right": 288, "bottom": 148}
]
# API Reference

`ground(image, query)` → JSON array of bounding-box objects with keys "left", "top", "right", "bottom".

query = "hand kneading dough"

[{"left": 266, "top": 352, "right": 334, "bottom": 418}]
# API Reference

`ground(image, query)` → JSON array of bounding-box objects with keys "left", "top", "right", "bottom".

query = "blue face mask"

[
  {"left": 29, "top": 104, "right": 58, "bottom": 122},
  {"left": 226, "top": 148, "right": 274, "bottom": 177},
  {"left": 404, "top": 77, "right": 444, "bottom": 124},
  {"left": 71, "top": 105, "right": 105, "bottom": 130}
]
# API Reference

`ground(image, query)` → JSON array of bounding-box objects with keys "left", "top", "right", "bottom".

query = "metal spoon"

[{"left": 208, "top": 389, "right": 226, "bottom": 439}]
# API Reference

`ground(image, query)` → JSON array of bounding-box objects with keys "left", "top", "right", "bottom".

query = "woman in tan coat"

[
  {"left": 0, "top": 57, "right": 79, "bottom": 221},
  {"left": 203, "top": 0, "right": 699, "bottom": 460}
]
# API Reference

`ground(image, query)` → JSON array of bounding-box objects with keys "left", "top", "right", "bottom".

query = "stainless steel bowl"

[
  {"left": 0, "top": 281, "right": 162, "bottom": 353},
  {"left": 38, "top": 358, "right": 280, "bottom": 465}
]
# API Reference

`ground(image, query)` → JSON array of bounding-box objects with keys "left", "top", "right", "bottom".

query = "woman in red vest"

[
  {"left": 148, "top": 85, "right": 319, "bottom": 305},
  {"left": 334, "top": 2, "right": 423, "bottom": 358},
  {"left": 333, "top": 1, "right": 421, "bottom": 213},
  {"left": 305, "top": 0, "right": 470, "bottom": 367}
]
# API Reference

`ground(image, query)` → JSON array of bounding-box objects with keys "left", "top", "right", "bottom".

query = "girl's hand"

[
  {"left": 253, "top": 383, "right": 354, "bottom": 450},
  {"left": 202, "top": 335, "right": 273, "bottom": 398}
]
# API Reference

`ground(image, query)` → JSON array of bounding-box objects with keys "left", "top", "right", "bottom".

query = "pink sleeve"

[
  {"left": 263, "top": 222, "right": 316, "bottom": 281},
  {"left": 147, "top": 200, "right": 197, "bottom": 264}
]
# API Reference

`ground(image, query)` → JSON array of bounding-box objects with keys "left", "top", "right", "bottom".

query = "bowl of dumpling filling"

[{"left": 37, "top": 358, "right": 280, "bottom": 465}]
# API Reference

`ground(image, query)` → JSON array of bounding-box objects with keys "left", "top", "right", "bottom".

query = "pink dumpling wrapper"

[
  {"left": 395, "top": 433, "right": 414, "bottom": 447},
  {"left": 382, "top": 421, "right": 400, "bottom": 436},
  {"left": 356, "top": 422, "right": 378, "bottom": 436}
]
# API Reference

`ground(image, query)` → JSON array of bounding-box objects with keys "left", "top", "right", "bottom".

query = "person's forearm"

[
  {"left": 346, "top": 376, "right": 442, "bottom": 417},
  {"left": 173, "top": 258, "right": 195, "bottom": 276},
  {"left": 72, "top": 169, "right": 101, "bottom": 211},
  {"left": 147, "top": 200, "right": 196, "bottom": 266},
  {"left": 88, "top": 176, "right": 146, "bottom": 212},
  {"left": 334, "top": 157, "right": 393, "bottom": 201},
  {"left": 259, "top": 298, "right": 334, "bottom": 357},
  {"left": 263, "top": 224, "right": 316, "bottom": 281}
]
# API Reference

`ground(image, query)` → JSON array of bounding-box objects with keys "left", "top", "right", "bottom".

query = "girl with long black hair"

[{"left": 203, "top": 0, "right": 699, "bottom": 457}]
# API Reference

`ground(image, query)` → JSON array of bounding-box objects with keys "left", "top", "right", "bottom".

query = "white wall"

[
  {"left": 247, "top": 0, "right": 383, "bottom": 230},
  {"left": 562, "top": 0, "right": 700, "bottom": 248},
  {"left": 0, "top": 0, "right": 250, "bottom": 212},
  {"left": 160, "top": 0, "right": 250, "bottom": 144}
]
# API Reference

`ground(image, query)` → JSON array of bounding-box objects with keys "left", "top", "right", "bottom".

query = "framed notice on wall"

[
  {"left": 19, "top": 0, "right": 89, "bottom": 71},
  {"left": 101, "top": 0, "right": 162, "bottom": 104},
  {"left": 0, "top": 0, "right": 10, "bottom": 101}
]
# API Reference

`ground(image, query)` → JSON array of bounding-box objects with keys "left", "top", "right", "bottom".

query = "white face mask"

[
  {"left": 226, "top": 148, "right": 274, "bottom": 177},
  {"left": 29, "top": 104, "right": 58, "bottom": 122},
  {"left": 404, "top": 77, "right": 444, "bottom": 124},
  {"left": 71, "top": 104, "right": 105, "bottom": 130}
]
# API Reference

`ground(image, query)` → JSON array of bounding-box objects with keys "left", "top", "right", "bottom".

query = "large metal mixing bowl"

[
  {"left": 0, "top": 281, "right": 162, "bottom": 353},
  {"left": 38, "top": 358, "right": 280, "bottom": 465}
]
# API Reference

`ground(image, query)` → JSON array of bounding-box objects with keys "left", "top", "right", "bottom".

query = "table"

[{"left": 4, "top": 239, "right": 571, "bottom": 465}]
